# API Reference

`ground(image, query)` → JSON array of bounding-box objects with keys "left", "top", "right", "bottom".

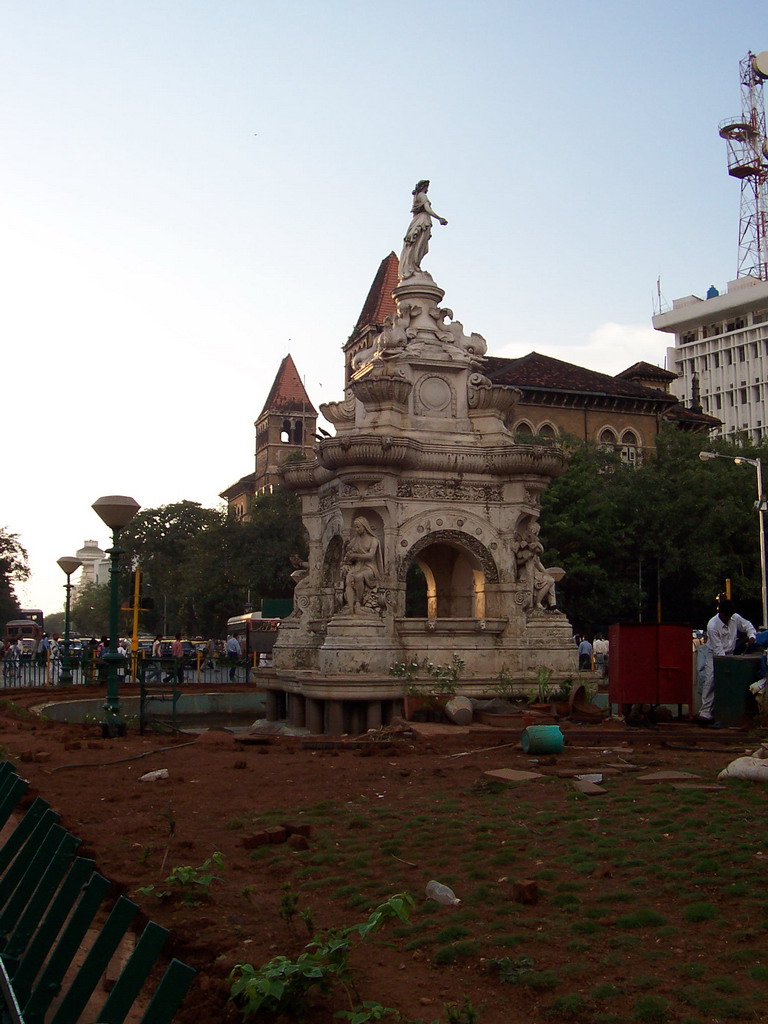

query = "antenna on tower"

[{"left": 719, "top": 51, "right": 768, "bottom": 280}]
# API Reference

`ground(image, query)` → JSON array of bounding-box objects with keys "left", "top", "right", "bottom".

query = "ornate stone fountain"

[{"left": 266, "top": 182, "right": 577, "bottom": 734}]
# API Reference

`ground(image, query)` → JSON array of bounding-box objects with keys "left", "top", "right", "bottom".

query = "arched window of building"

[
  {"left": 620, "top": 430, "right": 640, "bottom": 467},
  {"left": 281, "top": 419, "right": 291, "bottom": 443},
  {"left": 513, "top": 421, "right": 534, "bottom": 438},
  {"left": 598, "top": 427, "right": 618, "bottom": 450},
  {"left": 538, "top": 423, "right": 557, "bottom": 439},
  {"left": 293, "top": 420, "right": 303, "bottom": 445}
]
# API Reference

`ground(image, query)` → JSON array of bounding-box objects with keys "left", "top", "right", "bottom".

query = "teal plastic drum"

[{"left": 521, "top": 725, "right": 564, "bottom": 754}]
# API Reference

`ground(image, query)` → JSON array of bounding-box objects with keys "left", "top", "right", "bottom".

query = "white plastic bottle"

[{"left": 425, "top": 880, "right": 461, "bottom": 905}]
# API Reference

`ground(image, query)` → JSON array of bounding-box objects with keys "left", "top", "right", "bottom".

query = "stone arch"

[
  {"left": 538, "top": 421, "right": 557, "bottom": 439},
  {"left": 400, "top": 530, "right": 498, "bottom": 620},
  {"left": 513, "top": 419, "right": 534, "bottom": 436}
]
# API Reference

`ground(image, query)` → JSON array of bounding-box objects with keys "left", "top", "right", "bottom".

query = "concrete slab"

[
  {"left": 572, "top": 780, "right": 607, "bottom": 794},
  {"left": 484, "top": 768, "right": 544, "bottom": 782},
  {"left": 637, "top": 770, "right": 700, "bottom": 783}
]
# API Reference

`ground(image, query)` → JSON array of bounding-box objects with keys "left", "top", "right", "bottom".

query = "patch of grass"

[
  {"left": 543, "top": 994, "right": 586, "bottom": 1018},
  {"left": 632, "top": 994, "right": 670, "bottom": 1022},
  {"left": 433, "top": 945, "right": 457, "bottom": 965},
  {"left": 435, "top": 924, "right": 471, "bottom": 944},
  {"left": 615, "top": 908, "right": 667, "bottom": 929},
  {"left": 495, "top": 934, "right": 525, "bottom": 947},
  {"left": 684, "top": 902, "right": 717, "bottom": 923},
  {"left": 747, "top": 964, "right": 768, "bottom": 980},
  {"left": 591, "top": 983, "right": 621, "bottom": 1001}
]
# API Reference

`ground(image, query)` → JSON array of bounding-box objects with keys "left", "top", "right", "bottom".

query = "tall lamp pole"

[
  {"left": 92, "top": 495, "right": 140, "bottom": 737},
  {"left": 56, "top": 556, "right": 82, "bottom": 686},
  {"left": 699, "top": 451, "right": 768, "bottom": 628}
]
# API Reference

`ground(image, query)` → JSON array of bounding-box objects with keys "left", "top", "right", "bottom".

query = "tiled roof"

[
  {"left": 354, "top": 252, "right": 399, "bottom": 331},
  {"left": 616, "top": 361, "right": 678, "bottom": 382},
  {"left": 485, "top": 352, "right": 676, "bottom": 404},
  {"left": 219, "top": 472, "right": 256, "bottom": 501},
  {"left": 663, "top": 404, "right": 721, "bottom": 427},
  {"left": 258, "top": 354, "right": 317, "bottom": 418}
]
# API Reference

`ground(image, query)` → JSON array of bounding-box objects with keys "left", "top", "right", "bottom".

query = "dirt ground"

[{"left": 2, "top": 685, "right": 768, "bottom": 1024}]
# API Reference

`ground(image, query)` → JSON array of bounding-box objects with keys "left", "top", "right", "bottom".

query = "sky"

[{"left": 2, "top": 0, "right": 767, "bottom": 617}]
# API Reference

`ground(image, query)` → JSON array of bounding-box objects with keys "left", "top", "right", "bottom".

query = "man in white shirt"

[
  {"left": 698, "top": 599, "right": 756, "bottom": 727},
  {"left": 226, "top": 634, "right": 242, "bottom": 682}
]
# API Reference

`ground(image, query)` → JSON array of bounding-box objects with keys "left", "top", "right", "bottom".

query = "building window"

[
  {"left": 738, "top": 347, "right": 746, "bottom": 362},
  {"left": 727, "top": 319, "right": 745, "bottom": 332},
  {"left": 620, "top": 431, "right": 640, "bottom": 467},
  {"left": 715, "top": 394, "right": 722, "bottom": 410},
  {"left": 538, "top": 423, "right": 557, "bottom": 439},
  {"left": 741, "top": 389, "right": 748, "bottom": 404},
  {"left": 754, "top": 311, "right": 768, "bottom": 325},
  {"left": 598, "top": 428, "right": 618, "bottom": 452},
  {"left": 713, "top": 352, "right": 720, "bottom": 368},
  {"left": 681, "top": 331, "right": 697, "bottom": 344}
]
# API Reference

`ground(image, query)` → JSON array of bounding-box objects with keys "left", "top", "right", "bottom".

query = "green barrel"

[{"left": 521, "top": 725, "right": 564, "bottom": 754}]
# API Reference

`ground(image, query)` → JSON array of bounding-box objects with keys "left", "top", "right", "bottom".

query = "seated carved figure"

[
  {"left": 513, "top": 522, "right": 557, "bottom": 611},
  {"left": 342, "top": 517, "right": 383, "bottom": 615}
]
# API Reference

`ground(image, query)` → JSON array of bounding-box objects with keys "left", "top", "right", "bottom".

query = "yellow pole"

[
  {"left": 725, "top": 578, "right": 732, "bottom": 600},
  {"left": 131, "top": 569, "right": 141, "bottom": 681}
]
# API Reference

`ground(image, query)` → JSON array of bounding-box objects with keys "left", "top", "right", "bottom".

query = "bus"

[
  {"left": 226, "top": 614, "right": 281, "bottom": 661},
  {"left": 4, "top": 609, "right": 45, "bottom": 644}
]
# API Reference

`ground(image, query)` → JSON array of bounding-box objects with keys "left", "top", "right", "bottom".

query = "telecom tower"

[{"left": 719, "top": 51, "right": 768, "bottom": 281}]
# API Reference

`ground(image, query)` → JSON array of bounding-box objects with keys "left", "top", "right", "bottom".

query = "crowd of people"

[
  {"left": 573, "top": 633, "right": 610, "bottom": 675},
  {"left": 0, "top": 632, "right": 260, "bottom": 687}
]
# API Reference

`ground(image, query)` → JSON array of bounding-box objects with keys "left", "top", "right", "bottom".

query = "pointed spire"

[
  {"left": 258, "top": 354, "right": 317, "bottom": 419},
  {"left": 354, "top": 252, "right": 399, "bottom": 331}
]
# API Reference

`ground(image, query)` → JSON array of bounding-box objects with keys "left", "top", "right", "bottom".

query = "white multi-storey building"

[{"left": 654, "top": 275, "right": 768, "bottom": 442}]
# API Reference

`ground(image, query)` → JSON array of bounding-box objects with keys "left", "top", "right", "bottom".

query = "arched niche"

[{"left": 401, "top": 530, "right": 498, "bottom": 619}]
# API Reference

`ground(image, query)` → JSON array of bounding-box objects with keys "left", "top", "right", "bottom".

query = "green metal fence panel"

[
  {"left": 21, "top": 872, "right": 110, "bottom": 1024},
  {"left": 49, "top": 895, "right": 138, "bottom": 1024},
  {"left": 0, "top": 832, "right": 80, "bottom": 960},
  {"left": 0, "top": 798, "right": 49, "bottom": 876},
  {"left": 0, "top": 825, "right": 74, "bottom": 946},
  {"left": 0, "top": 778, "right": 27, "bottom": 839},
  {"left": 137, "top": 959, "right": 197, "bottom": 1024},
  {"left": 0, "top": 811, "right": 60, "bottom": 909},
  {"left": 96, "top": 920, "right": 169, "bottom": 1024},
  {"left": 0, "top": 763, "right": 196, "bottom": 1024},
  {"left": 8, "top": 857, "right": 95, "bottom": 1005}
]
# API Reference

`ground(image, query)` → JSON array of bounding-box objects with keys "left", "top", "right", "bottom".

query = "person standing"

[
  {"left": 171, "top": 634, "right": 185, "bottom": 686},
  {"left": 578, "top": 637, "right": 593, "bottom": 671},
  {"left": 146, "top": 635, "right": 163, "bottom": 684},
  {"left": 698, "top": 599, "right": 756, "bottom": 727},
  {"left": 593, "top": 635, "right": 609, "bottom": 676},
  {"left": 226, "top": 634, "right": 242, "bottom": 682}
]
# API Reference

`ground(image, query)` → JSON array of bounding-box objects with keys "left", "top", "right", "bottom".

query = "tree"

[
  {"left": 0, "top": 529, "right": 30, "bottom": 627},
  {"left": 70, "top": 582, "right": 112, "bottom": 638},
  {"left": 540, "top": 428, "right": 767, "bottom": 634}
]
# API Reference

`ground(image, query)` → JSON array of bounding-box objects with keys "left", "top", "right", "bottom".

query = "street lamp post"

[
  {"left": 699, "top": 451, "right": 768, "bottom": 628},
  {"left": 92, "top": 495, "right": 141, "bottom": 737},
  {"left": 56, "top": 556, "right": 82, "bottom": 686}
]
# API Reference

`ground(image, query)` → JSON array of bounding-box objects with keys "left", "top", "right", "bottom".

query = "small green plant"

[
  {"left": 632, "top": 994, "right": 670, "bottom": 1022},
  {"left": 444, "top": 998, "right": 478, "bottom": 1023},
  {"left": 138, "top": 851, "right": 224, "bottom": 906},
  {"left": 389, "top": 655, "right": 464, "bottom": 698},
  {"left": 683, "top": 902, "right": 716, "bottom": 923},
  {"left": 229, "top": 893, "right": 414, "bottom": 1019},
  {"left": 334, "top": 1002, "right": 403, "bottom": 1022},
  {"left": 239, "top": 884, "right": 256, "bottom": 902},
  {"left": 279, "top": 883, "right": 299, "bottom": 932},
  {"left": 299, "top": 906, "right": 315, "bottom": 937}
]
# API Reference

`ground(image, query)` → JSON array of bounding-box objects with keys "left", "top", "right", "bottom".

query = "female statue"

[
  {"left": 342, "top": 517, "right": 383, "bottom": 615},
  {"left": 398, "top": 180, "right": 448, "bottom": 280}
]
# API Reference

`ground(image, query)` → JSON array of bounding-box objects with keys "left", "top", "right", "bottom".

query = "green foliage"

[
  {"left": 684, "top": 902, "right": 717, "bottom": 923},
  {"left": 389, "top": 655, "right": 464, "bottom": 697},
  {"left": 70, "top": 581, "right": 112, "bottom": 637},
  {"left": 279, "top": 883, "right": 299, "bottom": 931},
  {"left": 138, "top": 851, "right": 224, "bottom": 906},
  {"left": 540, "top": 429, "right": 768, "bottom": 630},
  {"left": 228, "top": 893, "right": 415, "bottom": 1019},
  {"left": 0, "top": 528, "right": 29, "bottom": 626},
  {"left": 632, "top": 994, "right": 671, "bottom": 1022},
  {"left": 117, "top": 491, "right": 306, "bottom": 635}
]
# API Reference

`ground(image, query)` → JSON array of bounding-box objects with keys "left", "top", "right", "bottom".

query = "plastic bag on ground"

[{"left": 718, "top": 756, "right": 768, "bottom": 782}]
